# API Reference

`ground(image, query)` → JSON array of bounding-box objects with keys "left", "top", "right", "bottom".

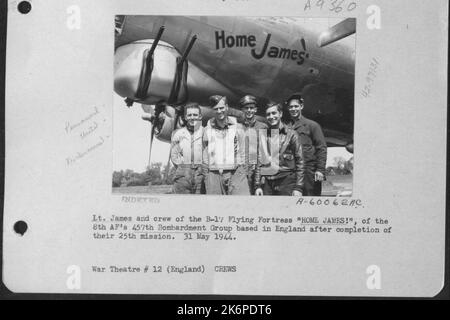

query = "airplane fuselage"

[{"left": 115, "top": 16, "right": 355, "bottom": 143}]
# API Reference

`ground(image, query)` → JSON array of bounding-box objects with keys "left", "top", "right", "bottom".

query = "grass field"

[
  {"left": 113, "top": 185, "right": 173, "bottom": 194},
  {"left": 322, "top": 174, "right": 353, "bottom": 197},
  {"left": 113, "top": 174, "right": 352, "bottom": 196}
]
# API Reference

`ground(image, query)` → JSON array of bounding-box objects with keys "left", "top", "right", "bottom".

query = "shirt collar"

[
  {"left": 292, "top": 116, "right": 307, "bottom": 127},
  {"left": 269, "top": 122, "right": 288, "bottom": 135},
  {"left": 211, "top": 117, "right": 233, "bottom": 129},
  {"left": 182, "top": 126, "right": 203, "bottom": 139},
  {"left": 244, "top": 118, "right": 257, "bottom": 128}
]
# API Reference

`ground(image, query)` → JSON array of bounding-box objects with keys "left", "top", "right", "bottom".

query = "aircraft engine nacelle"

[
  {"left": 114, "top": 40, "right": 185, "bottom": 105},
  {"left": 145, "top": 104, "right": 179, "bottom": 143},
  {"left": 155, "top": 116, "right": 176, "bottom": 143},
  {"left": 114, "top": 39, "right": 237, "bottom": 106}
]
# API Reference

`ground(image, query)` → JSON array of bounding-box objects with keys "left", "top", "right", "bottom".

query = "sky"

[
  {"left": 113, "top": 94, "right": 353, "bottom": 173},
  {"left": 113, "top": 94, "right": 171, "bottom": 172}
]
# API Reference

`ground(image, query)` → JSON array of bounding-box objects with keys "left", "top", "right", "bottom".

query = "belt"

[
  {"left": 210, "top": 166, "right": 242, "bottom": 174},
  {"left": 265, "top": 171, "right": 292, "bottom": 181},
  {"left": 178, "top": 164, "right": 201, "bottom": 169},
  {"left": 210, "top": 169, "right": 235, "bottom": 174}
]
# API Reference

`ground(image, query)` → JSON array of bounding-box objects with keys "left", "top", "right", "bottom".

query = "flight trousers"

[
  {"left": 205, "top": 166, "right": 250, "bottom": 195},
  {"left": 303, "top": 169, "right": 323, "bottom": 196},
  {"left": 172, "top": 166, "right": 205, "bottom": 194},
  {"left": 263, "top": 173, "right": 298, "bottom": 196}
]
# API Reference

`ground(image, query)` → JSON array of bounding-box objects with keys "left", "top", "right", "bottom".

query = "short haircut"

[
  {"left": 184, "top": 102, "right": 202, "bottom": 116},
  {"left": 265, "top": 101, "right": 283, "bottom": 113},
  {"left": 209, "top": 95, "right": 228, "bottom": 107}
]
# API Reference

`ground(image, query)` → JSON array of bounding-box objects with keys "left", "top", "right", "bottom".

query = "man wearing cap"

[
  {"left": 170, "top": 103, "right": 205, "bottom": 194},
  {"left": 202, "top": 95, "right": 250, "bottom": 195},
  {"left": 255, "top": 102, "right": 304, "bottom": 196},
  {"left": 238, "top": 95, "right": 268, "bottom": 194},
  {"left": 285, "top": 93, "right": 327, "bottom": 196}
]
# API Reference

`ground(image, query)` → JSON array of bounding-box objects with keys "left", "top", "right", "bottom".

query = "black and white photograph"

[
  {"left": 1, "top": 0, "right": 448, "bottom": 299},
  {"left": 113, "top": 16, "right": 355, "bottom": 197}
]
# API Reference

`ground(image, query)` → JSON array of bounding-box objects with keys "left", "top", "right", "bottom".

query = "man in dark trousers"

[
  {"left": 285, "top": 93, "right": 327, "bottom": 196},
  {"left": 255, "top": 102, "right": 304, "bottom": 196},
  {"left": 238, "top": 95, "right": 268, "bottom": 194}
]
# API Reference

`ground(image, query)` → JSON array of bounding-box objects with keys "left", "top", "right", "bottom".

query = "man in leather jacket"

[
  {"left": 239, "top": 95, "right": 268, "bottom": 195},
  {"left": 255, "top": 102, "right": 305, "bottom": 196}
]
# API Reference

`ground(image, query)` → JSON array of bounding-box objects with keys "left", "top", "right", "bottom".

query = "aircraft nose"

[{"left": 114, "top": 40, "right": 179, "bottom": 105}]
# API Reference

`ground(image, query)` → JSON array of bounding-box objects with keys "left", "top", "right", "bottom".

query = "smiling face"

[
  {"left": 242, "top": 104, "right": 257, "bottom": 122},
  {"left": 288, "top": 99, "right": 304, "bottom": 120},
  {"left": 213, "top": 98, "right": 228, "bottom": 122},
  {"left": 185, "top": 106, "right": 202, "bottom": 129},
  {"left": 266, "top": 105, "right": 282, "bottom": 128}
]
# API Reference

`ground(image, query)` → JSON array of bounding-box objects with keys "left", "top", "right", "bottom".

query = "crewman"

[
  {"left": 238, "top": 95, "right": 268, "bottom": 194},
  {"left": 255, "top": 102, "right": 304, "bottom": 196},
  {"left": 285, "top": 93, "right": 327, "bottom": 196},
  {"left": 202, "top": 95, "right": 250, "bottom": 195},
  {"left": 170, "top": 103, "right": 205, "bottom": 194}
]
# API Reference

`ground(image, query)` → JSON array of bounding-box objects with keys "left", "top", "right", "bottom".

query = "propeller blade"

[
  {"left": 180, "top": 35, "right": 197, "bottom": 64},
  {"left": 163, "top": 150, "right": 172, "bottom": 183},
  {"left": 148, "top": 26, "right": 165, "bottom": 57},
  {"left": 162, "top": 107, "right": 183, "bottom": 181},
  {"left": 148, "top": 124, "right": 156, "bottom": 169}
]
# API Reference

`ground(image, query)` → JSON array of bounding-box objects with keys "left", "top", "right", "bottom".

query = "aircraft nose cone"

[
  {"left": 114, "top": 78, "right": 138, "bottom": 101},
  {"left": 114, "top": 40, "right": 181, "bottom": 105}
]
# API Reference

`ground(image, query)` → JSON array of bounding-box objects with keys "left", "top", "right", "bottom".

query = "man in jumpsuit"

[
  {"left": 202, "top": 95, "right": 250, "bottom": 195},
  {"left": 170, "top": 103, "right": 205, "bottom": 194}
]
